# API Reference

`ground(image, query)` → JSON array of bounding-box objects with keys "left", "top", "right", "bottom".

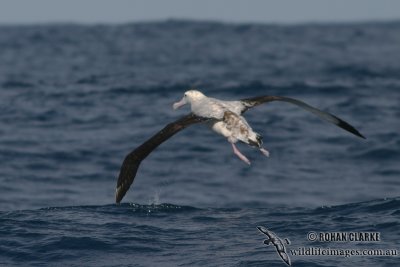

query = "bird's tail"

[{"left": 248, "top": 132, "right": 263, "bottom": 148}]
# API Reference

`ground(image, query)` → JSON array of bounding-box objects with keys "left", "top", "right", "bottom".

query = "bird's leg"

[
  {"left": 260, "top": 147, "right": 270, "bottom": 157},
  {"left": 231, "top": 143, "right": 251, "bottom": 165}
]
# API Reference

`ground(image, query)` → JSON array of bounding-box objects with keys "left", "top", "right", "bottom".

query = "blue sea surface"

[{"left": 0, "top": 20, "right": 399, "bottom": 266}]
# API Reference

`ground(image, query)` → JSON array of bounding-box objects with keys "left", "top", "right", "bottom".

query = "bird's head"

[{"left": 173, "top": 90, "right": 205, "bottom": 110}]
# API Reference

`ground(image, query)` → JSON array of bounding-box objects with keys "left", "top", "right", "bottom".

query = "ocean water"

[{"left": 0, "top": 20, "right": 399, "bottom": 266}]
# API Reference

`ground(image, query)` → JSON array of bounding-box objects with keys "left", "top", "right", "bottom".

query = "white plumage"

[{"left": 173, "top": 90, "right": 269, "bottom": 164}]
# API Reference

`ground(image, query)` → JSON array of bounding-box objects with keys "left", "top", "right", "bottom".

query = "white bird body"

[
  {"left": 210, "top": 112, "right": 259, "bottom": 144},
  {"left": 173, "top": 90, "right": 269, "bottom": 164},
  {"left": 176, "top": 91, "right": 260, "bottom": 143},
  {"left": 190, "top": 96, "right": 245, "bottom": 119}
]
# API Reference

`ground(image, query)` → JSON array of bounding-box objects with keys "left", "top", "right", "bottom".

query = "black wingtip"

[
  {"left": 348, "top": 127, "right": 366, "bottom": 139},
  {"left": 115, "top": 195, "right": 121, "bottom": 204},
  {"left": 336, "top": 118, "right": 366, "bottom": 139},
  {"left": 115, "top": 181, "right": 132, "bottom": 204},
  {"left": 115, "top": 186, "right": 125, "bottom": 204}
]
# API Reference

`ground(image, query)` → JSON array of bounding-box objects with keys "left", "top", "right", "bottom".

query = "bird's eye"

[{"left": 184, "top": 94, "right": 187, "bottom": 97}]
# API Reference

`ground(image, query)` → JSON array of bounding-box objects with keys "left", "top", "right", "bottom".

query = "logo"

[{"left": 257, "top": 226, "right": 291, "bottom": 266}]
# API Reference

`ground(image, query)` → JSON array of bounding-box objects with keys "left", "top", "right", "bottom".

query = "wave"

[
  {"left": 312, "top": 197, "right": 400, "bottom": 214},
  {"left": 1, "top": 196, "right": 398, "bottom": 216},
  {"left": 34, "top": 202, "right": 202, "bottom": 214},
  {"left": 1, "top": 197, "right": 398, "bottom": 266}
]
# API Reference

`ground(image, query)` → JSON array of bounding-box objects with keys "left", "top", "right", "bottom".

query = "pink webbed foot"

[
  {"left": 231, "top": 143, "right": 251, "bottom": 165},
  {"left": 260, "top": 147, "right": 270, "bottom": 157}
]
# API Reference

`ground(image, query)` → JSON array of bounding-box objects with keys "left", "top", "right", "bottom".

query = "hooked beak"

[{"left": 173, "top": 97, "right": 187, "bottom": 110}]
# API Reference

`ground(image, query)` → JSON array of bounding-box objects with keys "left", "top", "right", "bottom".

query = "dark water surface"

[{"left": 0, "top": 20, "right": 399, "bottom": 266}]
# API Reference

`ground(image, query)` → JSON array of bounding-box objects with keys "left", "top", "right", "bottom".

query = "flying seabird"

[
  {"left": 257, "top": 226, "right": 292, "bottom": 266},
  {"left": 115, "top": 90, "right": 365, "bottom": 203}
]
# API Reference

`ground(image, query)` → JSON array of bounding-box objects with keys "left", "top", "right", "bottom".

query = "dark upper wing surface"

[
  {"left": 240, "top": 95, "right": 365, "bottom": 139},
  {"left": 115, "top": 113, "right": 208, "bottom": 203}
]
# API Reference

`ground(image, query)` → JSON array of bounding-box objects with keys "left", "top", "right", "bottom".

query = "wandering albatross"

[{"left": 115, "top": 90, "right": 365, "bottom": 203}]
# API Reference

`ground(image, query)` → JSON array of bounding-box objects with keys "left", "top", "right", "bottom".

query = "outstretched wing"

[
  {"left": 257, "top": 226, "right": 271, "bottom": 236},
  {"left": 240, "top": 95, "right": 365, "bottom": 139},
  {"left": 278, "top": 251, "right": 292, "bottom": 266},
  {"left": 115, "top": 113, "right": 208, "bottom": 203}
]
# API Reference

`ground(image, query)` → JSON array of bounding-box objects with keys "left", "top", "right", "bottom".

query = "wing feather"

[
  {"left": 241, "top": 95, "right": 365, "bottom": 139},
  {"left": 115, "top": 113, "right": 208, "bottom": 203}
]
